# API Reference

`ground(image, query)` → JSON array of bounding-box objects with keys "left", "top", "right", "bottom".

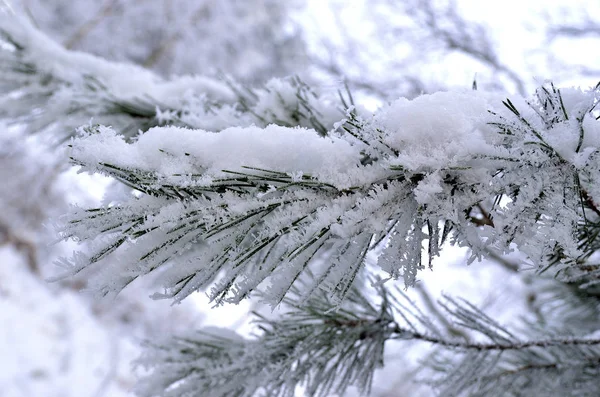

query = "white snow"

[
  {"left": 71, "top": 124, "right": 364, "bottom": 188},
  {"left": 374, "top": 90, "right": 499, "bottom": 171}
]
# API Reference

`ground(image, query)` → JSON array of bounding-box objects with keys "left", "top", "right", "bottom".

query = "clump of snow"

[
  {"left": 413, "top": 171, "right": 444, "bottom": 205},
  {"left": 252, "top": 78, "right": 342, "bottom": 131},
  {"left": 253, "top": 79, "right": 308, "bottom": 123},
  {"left": 373, "top": 90, "right": 498, "bottom": 171},
  {"left": 173, "top": 93, "right": 254, "bottom": 132},
  {"left": 557, "top": 87, "right": 598, "bottom": 118},
  {"left": 538, "top": 87, "right": 600, "bottom": 166},
  {"left": 581, "top": 114, "right": 600, "bottom": 149},
  {"left": 71, "top": 124, "right": 364, "bottom": 189}
]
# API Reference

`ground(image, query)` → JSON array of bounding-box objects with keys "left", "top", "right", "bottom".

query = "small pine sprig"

[
  {"left": 135, "top": 276, "right": 600, "bottom": 397},
  {"left": 483, "top": 83, "right": 600, "bottom": 286},
  {"left": 428, "top": 301, "right": 600, "bottom": 397},
  {"left": 134, "top": 279, "right": 397, "bottom": 397}
]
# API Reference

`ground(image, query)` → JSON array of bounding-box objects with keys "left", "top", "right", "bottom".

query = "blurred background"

[{"left": 1, "top": 0, "right": 599, "bottom": 396}]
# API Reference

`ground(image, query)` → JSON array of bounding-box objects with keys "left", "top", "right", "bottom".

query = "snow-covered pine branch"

[
  {"left": 0, "top": 10, "right": 234, "bottom": 139},
  {"left": 57, "top": 82, "right": 600, "bottom": 308},
  {"left": 0, "top": 11, "right": 339, "bottom": 141}
]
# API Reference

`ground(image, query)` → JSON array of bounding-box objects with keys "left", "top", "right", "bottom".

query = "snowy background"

[{"left": 1, "top": 0, "right": 599, "bottom": 396}]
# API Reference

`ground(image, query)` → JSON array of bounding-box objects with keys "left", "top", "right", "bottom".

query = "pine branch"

[
  {"left": 135, "top": 280, "right": 396, "bottom": 397},
  {"left": 395, "top": 290, "right": 600, "bottom": 397},
  {"left": 135, "top": 277, "right": 600, "bottom": 397},
  {"left": 59, "top": 124, "right": 432, "bottom": 305},
  {"left": 0, "top": 13, "right": 344, "bottom": 142},
  {"left": 55, "top": 83, "right": 600, "bottom": 308},
  {"left": 0, "top": 12, "right": 237, "bottom": 140}
]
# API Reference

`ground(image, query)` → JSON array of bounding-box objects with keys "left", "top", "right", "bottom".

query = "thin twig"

[
  {"left": 65, "top": 0, "right": 117, "bottom": 50},
  {"left": 393, "top": 325, "right": 600, "bottom": 351}
]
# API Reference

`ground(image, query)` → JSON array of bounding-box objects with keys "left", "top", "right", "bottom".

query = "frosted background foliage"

[
  {"left": 18, "top": 0, "right": 305, "bottom": 82},
  {"left": 302, "top": 0, "right": 600, "bottom": 101}
]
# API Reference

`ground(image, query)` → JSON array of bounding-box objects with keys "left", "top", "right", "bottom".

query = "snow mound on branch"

[
  {"left": 71, "top": 124, "right": 364, "bottom": 188},
  {"left": 374, "top": 90, "right": 499, "bottom": 171}
]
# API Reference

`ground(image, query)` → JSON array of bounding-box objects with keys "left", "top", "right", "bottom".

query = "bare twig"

[
  {"left": 0, "top": 222, "right": 38, "bottom": 274},
  {"left": 64, "top": 0, "right": 117, "bottom": 50},
  {"left": 392, "top": 325, "right": 600, "bottom": 351}
]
